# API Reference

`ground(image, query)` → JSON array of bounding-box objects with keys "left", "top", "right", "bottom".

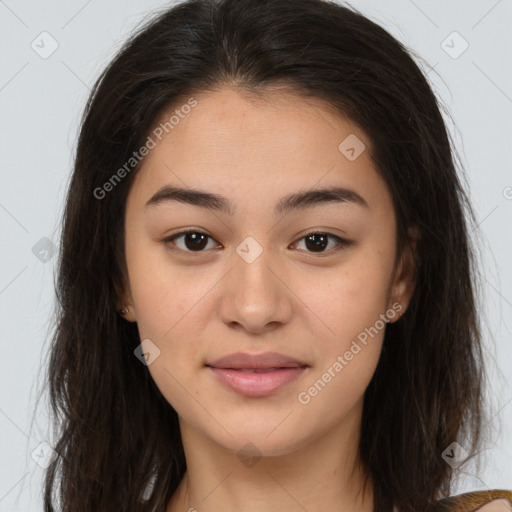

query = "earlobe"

[
  {"left": 388, "top": 226, "right": 420, "bottom": 321},
  {"left": 117, "top": 303, "right": 136, "bottom": 322},
  {"left": 115, "top": 278, "right": 137, "bottom": 322}
]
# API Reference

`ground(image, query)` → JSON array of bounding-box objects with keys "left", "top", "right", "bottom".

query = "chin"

[{"left": 208, "top": 423, "right": 308, "bottom": 458}]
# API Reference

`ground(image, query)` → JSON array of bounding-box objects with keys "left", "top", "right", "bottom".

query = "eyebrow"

[{"left": 145, "top": 185, "right": 369, "bottom": 215}]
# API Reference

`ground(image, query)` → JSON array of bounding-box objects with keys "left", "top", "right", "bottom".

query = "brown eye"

[
  {"left": 164, "top": 230, "right": 221, "bottom": 253},
  {"left": 294, "top": 232, "right": 352, "bottom": 254},
  {"left": 163, "top": 229, "right": 351, "bottom": 256}
]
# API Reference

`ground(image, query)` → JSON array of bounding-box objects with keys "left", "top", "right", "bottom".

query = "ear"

[
  {"left": 114, "top": 274, "right": 137, "bottom": 323},
  {"left": 387, "top": 226, "right": 419, "bottom": 323}
]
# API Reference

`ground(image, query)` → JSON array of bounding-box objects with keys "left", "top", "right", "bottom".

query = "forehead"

[
  {"left": 154, "top": 86, "right": 366, "bottom": 161},
  {"left": 128, "top": 86, "right": 393, "bottom": 218}
]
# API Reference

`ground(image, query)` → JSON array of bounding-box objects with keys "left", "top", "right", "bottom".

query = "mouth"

[
  {"left": 219, "top": 367, "right": 303, "bottom": 373},
  {"left": 206, "top": 364, "right": 309, "bottom": 397},
  {"left": 206, "top": 351, "right": 308, "bottom": 370},
  {"left": 205, "top": 351, "right": 309, "bottom": 397}
]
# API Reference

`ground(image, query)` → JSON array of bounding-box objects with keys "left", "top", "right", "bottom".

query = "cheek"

[
  {"left": 129, "top": 267, "right": 209, "bottom": 412},
  {"left": 125, "top": 229, "right": 214, "bottom": 340},
  {"left": 125, "top": 241, "right": 224, "bottom": 400},
  {"left": 295, "top": 247, "right": 394, "bottom": 347},
  {"left": 295, "top": 338, "right": 382, "bottom": 436},
  {"left": 294, "top": 264, "right": 390, "bottom": 420}
]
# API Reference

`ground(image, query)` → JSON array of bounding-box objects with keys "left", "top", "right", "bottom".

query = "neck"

[{"left": 166, "top": 400, "right": 374, "bottom": 512}]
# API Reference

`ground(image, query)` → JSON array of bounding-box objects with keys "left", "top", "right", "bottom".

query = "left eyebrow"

[{"left": 144, "top": 185, "right": 369, "bottom": 215}]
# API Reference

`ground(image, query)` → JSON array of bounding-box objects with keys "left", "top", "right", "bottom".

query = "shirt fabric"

[{"left": 390, "top": 489, "right": 512, "bottom": 511}]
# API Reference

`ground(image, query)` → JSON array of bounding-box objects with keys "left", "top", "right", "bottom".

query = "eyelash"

[{"left": 162, "top": 228, "right": 353, "bottom": 256}]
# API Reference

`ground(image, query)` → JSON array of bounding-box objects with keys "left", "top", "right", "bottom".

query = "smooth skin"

[{"left": 119, "top": 87, "right": 416, "bottom": 512}]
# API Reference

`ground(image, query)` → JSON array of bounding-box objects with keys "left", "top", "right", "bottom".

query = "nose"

[{"left": 218, "top": 241, "right": 293, "bottom": 335}]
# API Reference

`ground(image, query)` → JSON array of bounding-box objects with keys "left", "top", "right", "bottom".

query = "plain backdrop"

[{"left": 0, "top": 0, "right": 511, "bottom": 509}]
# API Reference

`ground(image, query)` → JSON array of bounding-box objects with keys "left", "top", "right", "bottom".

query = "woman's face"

[{"left": 122, "top": 87, "right": 413, "bottom": 457}]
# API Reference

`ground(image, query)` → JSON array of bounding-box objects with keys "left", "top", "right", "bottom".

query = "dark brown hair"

[{"left": 42, "top": 0, "right": 487, "bottom": 510}]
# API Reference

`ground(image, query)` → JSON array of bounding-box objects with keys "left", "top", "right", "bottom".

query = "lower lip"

[{"left": 208, "top": 366, "right": 307, "bottom": 397}]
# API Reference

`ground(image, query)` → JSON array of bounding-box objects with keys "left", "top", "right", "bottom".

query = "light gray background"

[{"left": 0, "top": 0, "right": 511, "bottom": 509}]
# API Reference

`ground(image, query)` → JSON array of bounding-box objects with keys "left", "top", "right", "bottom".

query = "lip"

[
  {"left": 206, "top": 352, "right": 309, "bottom": 397},
  {"left": 208, "top": 367, "right": 307, "bottom": 397},
  {"left": 206, "top": 351, "right": 308, "bottom": 370}
]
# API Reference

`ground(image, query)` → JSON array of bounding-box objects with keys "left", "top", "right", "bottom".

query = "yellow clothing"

[{"left": 434, "top": 489, "right": 512, "bottom": 511}]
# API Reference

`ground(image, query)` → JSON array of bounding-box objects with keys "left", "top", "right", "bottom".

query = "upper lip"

[{"left": 206, "top": 351, "right": 308, "bottom": 370}]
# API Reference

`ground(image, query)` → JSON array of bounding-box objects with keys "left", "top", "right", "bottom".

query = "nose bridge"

[
  {"left": 235, "top": 238, "right": 275, "bottom": 294},
  {"left": 219, "top": 235, "right": 292, "bottom": 331}
]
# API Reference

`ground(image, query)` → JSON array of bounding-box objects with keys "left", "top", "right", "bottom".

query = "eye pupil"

[
  {"left": 305, "top": 234, "right": 328, "bottom": 252},
  {"left": 168, "top": 231, "right": 346, "bottom": 255},
  {"left": 185, "top": 232, "right": 208, "bottom": 251}
]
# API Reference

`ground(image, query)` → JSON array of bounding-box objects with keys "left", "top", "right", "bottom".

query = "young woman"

[{"left": 43, "top": 0, "right": 511, "bottom": 511}]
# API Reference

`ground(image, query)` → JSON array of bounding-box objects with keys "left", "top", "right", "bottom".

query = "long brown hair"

[{"left": 42, "top": 1, "right": 487, "bottom": 510}]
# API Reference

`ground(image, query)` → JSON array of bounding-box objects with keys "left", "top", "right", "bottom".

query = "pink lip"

[
  {"left": 208, "top": 366, "right": 307, "bottom": 397},
  {"left": 206, "top": 351, "right": 309, "bottom": 397},
  {"left": 206, "top": 351, "right": 307, "bottom": 370}
]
